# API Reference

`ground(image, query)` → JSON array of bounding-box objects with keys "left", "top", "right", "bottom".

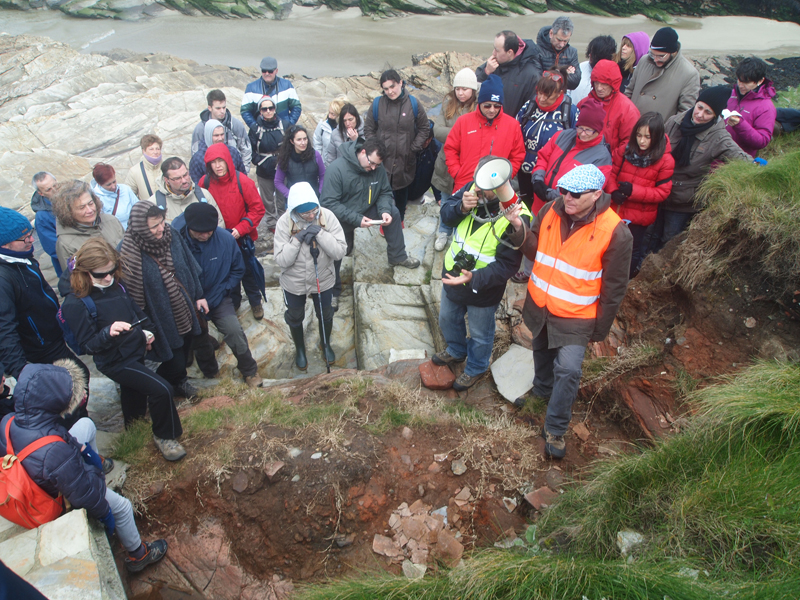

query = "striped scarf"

[{"left": 119, "top": 202, "right": 193, "bottom": 336}]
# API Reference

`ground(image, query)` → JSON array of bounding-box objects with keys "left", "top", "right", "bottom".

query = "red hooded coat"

[
  {"left": 579, "top": 60, "right": 641, "bottom": 156},
  {"left": 201, "top": 143, "right": 265, "bottom": 241},
  {"left": 443, "top": 105, "right": 525, "bottom": 194},
  {"left": 608, "top": 137, "right": 674, "bottom": 227}
]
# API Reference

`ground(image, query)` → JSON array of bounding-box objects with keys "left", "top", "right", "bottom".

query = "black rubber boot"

[
  {"left": 320, "top": 319, "right": 335, "bottom": 365},
  {"left": 289, "top": 325, "right": 308, "bottom": 371}
]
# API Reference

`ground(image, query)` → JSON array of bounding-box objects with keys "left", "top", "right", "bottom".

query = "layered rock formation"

[{"left": 2, "top": 0, "right": 798, "bottom": 23}]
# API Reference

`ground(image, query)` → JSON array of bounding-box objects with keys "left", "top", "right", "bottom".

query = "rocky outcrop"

[{"left": 2, "top": 0, "right": 798, "bottom": 23}]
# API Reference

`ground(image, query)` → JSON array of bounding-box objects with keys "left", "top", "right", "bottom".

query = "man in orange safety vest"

[{"left": 517, "top": 164, "right": 632, "bottom": 458}]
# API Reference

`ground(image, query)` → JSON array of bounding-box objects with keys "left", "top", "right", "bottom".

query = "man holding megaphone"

[{"left": 433, "top": 157, "right": 532, "bottom": 391}]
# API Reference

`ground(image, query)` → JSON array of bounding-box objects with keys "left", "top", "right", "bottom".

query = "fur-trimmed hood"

[{"left": 13, "top": 360, "right": 87, "bottom": 427}]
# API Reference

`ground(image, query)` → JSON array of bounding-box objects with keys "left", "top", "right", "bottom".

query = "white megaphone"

[{"left": 473, "top": 156, "right": 519, "bottom": 210}]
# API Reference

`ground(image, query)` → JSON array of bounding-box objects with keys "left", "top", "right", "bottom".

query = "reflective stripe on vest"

[
  {"left": 528, "top": 206, "right": 620, "bottom": 319},
  {"left": 444, "top": 202, "right": 532, "bottom": 272}
]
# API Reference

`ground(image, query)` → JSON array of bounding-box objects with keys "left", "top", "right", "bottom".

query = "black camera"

[{"left": 448, "top": 249, "right": 477, "bottom": 277}]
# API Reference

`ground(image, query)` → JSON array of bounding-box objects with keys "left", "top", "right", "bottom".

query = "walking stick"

[{"left": 310, "top": 240, "right": 331, "bottom": 373}]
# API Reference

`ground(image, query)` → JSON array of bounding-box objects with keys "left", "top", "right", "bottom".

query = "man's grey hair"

[
  {"left": 32, "top": 172, "right": 55, "bottom": 189},
  {"left": 552, "top": 16, "right": 574, "bottom": 36}
]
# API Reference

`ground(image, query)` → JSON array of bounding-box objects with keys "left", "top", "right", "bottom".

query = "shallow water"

[{"left": 1, "top": 7, "right": 799, "bottom": 78}]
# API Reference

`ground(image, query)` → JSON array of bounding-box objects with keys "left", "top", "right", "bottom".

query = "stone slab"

[
  {"left": 0, "top": 515, "right": 26, "bottom": 544},
  {"left": 25, "top": 557, "right": 103, "bottom": 600},
  {"left": 0, "top": 527, "right": 38, "bottom": 576},
  {"left": 86, "top": 376, "right": 123, "bottom": 434},
  {"left": 354, "top": 283, "right": 435, "bottom": 371},
  {"left": 39, "top": 509, "right": 92, "bottom": 567},
  {"left": 419, "top": 360, "right": 455, "bottom": 390},
  {"left": 490, "top": 343, "right": 535, "bottom": 402}
]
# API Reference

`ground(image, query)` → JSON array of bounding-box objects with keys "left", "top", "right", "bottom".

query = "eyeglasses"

[
  {"left": 260, "top": 105, "right": 276, "bottom": 112},
  {"left": 261, "top": 69, "right": 276, "bottom": 74},
  {"left": 558, "top": 188, "right": 596, "bottom": 197},
  {"left": 649, "top": 50, "right": 670, "bottom": 61},
  {"left": 576, "top": 126, "right": 596, "bottom": 135},
  {"left": 366, "top": 155, "right": 381, "bottom": 168},
  {"left": 299, "top": 207, "right": 319, "bottom": 217},
  {"left": 542, "top": 71, "right": 563, "bottom": 82},
  {"left": 166, "top": 171, "right": 190, "bottom": 182},
  {"left": 481, "top": 102, "right": 503, "bottom": 110},
  {"left": 15, "top": 232, "right": 34, "bottom": 243},
  {"left": 90, "top": 265, "right": 117, "bottom": 279}
]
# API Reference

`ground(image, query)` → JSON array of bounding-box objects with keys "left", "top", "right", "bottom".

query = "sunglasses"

[
  {"left": 90, "top": 265, "right": 117, "bottom": 279},
  {"left": 542, "top": 71, "right": 563, "bottom": 82},
  {"left": 261, "top": 69, "right": 276, "bottom": 74},
  {"left": 260, "top": 105, "right": 276, "bottom": 112},
  {"left": 481, "top": 102, "right": 503, "bottom": 110},
  {"left": 558, "top": 188, "right": 596, "bottom": 197}
]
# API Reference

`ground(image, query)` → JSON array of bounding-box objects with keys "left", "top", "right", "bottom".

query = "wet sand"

[{"left": 1, "top": 8, "right": 800, "bottom": 78}]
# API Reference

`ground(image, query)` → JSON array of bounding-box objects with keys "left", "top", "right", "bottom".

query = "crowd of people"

[{"left": 0, "top": 18, "right": 778, "bottom": 575}]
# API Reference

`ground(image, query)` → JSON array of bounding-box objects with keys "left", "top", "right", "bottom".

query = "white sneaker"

[{"left": 434, "top": 232, "right": 449, "bottom": 252}]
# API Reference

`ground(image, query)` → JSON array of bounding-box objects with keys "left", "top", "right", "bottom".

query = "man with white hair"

[
  {"left": 516, "top": 164, "right": 632, "bottom": 458},
  {"left": 30, "top": 171, "right": 60, "bottom": 275},
  {"left": 533, "top": 16, "right": 581, "bottom": 91}
]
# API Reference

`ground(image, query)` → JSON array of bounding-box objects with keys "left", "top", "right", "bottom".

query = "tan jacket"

[
  {"left": 431, "top": 97, "right": 472, "bottom": 195},
  {"left": 146, "top": 185, "right": 225, "bottom": 228},
  {"left": 56, "top": 214, "right": 125, "bottom": 270},
  {"left": 664, "top": 110, "right": 750, "bottom": 213},
  {"left": 273, "top": 207, "right": 347, "bottom": 296},
  {"left": 124, "top": 159, "right": 164, "bottom": 202},
  {"left": 624, "top": 47, "right": 700, "bottom": 121}
]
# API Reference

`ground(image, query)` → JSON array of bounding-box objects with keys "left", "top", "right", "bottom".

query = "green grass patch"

[
  {"left": 774, "top": 85, "right": 800, "bottom": 109},
  {"left": 676, "top": 134, "right": 800, "bottom": 289},
  {"left": 110, "top": 419, "right": 153, "bottom": 464},
  {"left": 365, "top": 405, "right": 412, "bottom": 434}
]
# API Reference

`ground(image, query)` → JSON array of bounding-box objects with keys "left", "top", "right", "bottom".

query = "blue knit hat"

[
  {"left": 0, "top": 207, "right": 33, "bottom": 247},
  {"left": 477, "top": 74, "right": 504, "bottom": 106},
  {"left": 557, "top": 164, "right": 606, "bottom": 193}
]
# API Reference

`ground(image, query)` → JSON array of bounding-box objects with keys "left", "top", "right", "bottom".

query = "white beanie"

[{"left": 453, "top": 68, "right": 478, "bottom": 91}]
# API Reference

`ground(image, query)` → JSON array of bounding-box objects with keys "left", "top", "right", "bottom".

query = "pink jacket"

[{"left": 725, "top": 80, "right": 777, "bottom": 158}]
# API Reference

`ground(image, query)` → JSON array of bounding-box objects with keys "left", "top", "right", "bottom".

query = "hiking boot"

[
  {"left": 453, "top": 371, "right": 486, "bottom": 392},
  {"left": 209, "top": 336, "right": 221, "bottom": 351},
  {"left": 331, "top": 296, "right": 339, "bottom": 313},
  {"left": 173, "top": 381, "right": 198, "bottom": 401},
  {"left": 101, "top": 456, "right": 115, "bottom": 475},
  {"left": 432, "top": 349, "right": 466, "bottom": 367},
  {"left": 203, "top": 370, "right": 220, "bottom": 380},
  {"left": 251, "top": 304, "right": 264, "bottom": 320},
  {"left": 245, "top": 375, "right": 263, "bottom": 388},
  {"left": 391, "top": 257, "right": 421, "bottom": 269},
  {"left": 541, "top": 427, "right": 566, "bottom": 459},
  {"left": 153, "top": 436, "right": 187, "bottom": 462},
  {"left": 434, "top": 232, "right": 449, "bottom": 252},
  {"left": 125, "top": 539, "right": 168, "bottom": 573}
]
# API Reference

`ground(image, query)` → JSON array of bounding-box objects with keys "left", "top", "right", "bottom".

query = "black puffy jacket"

[
  {"left": 0, "top": 362, "right": 108, "bottom": 520},
  {"left": 60, "top": 282, "right": 148, "bottom": 375},
  {"left": 0, "top": 255, "right": 65, "bottom": 379}
]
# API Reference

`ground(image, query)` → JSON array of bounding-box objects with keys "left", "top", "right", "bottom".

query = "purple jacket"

[{"left": 726, "top": 80, "right": 777, "bottom": 157}]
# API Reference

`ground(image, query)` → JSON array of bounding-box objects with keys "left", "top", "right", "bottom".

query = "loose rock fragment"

[
  {"left": 451, "top": 458, "right": 467, "bottom": 475},
  {"left": 232, "top": 472, "right": 248, "bottom": 493},
  {"left": 524, "top": 486, "right": 559, "bottom": 511},
  {"left": 403, "top": 559, "right": 427, "bottom": 579},
  {"left": 373, "top": 534, "right": 402, "bottom": 558}
]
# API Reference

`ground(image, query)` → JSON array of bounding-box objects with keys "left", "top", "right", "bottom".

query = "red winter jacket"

[
  {"left": 608, "top": 137, "right": 674, "bottom": 227},
  {"left": 201, "top": 143, "right": 265, "bottom": 241},
  {"left": 578, "top": 60, "right": 640, "bottom": 156},
  {"left": 444, "top": 106, "right": 525, "bottom": 193},
  {"left": 531, "top": 129, "right": 613, "bottom": 213}
]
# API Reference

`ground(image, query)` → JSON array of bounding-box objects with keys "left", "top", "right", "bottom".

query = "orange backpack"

[{"left": 0, "top": 417, "right": 65, "bottom": 529}]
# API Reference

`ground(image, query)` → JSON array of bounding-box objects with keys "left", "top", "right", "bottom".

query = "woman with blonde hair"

[
  {"left": 431, "top": 68, "right": 479, "bottom": 251},
  {"left": 60, "top": 237, "right": 186, "bottom": 462},
  {"left": 52, "top": 179, "right": 124, "bottom": 271},
  {"left": 616, "top": 32, "right": 650, "bottom": 94},
  {"left": 313, "top": 96, "right": 348, "bottom": 162}
]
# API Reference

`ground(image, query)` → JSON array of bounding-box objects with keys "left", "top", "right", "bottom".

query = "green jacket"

[{"left": 319, "top": 141, "right": 394, "bottom": 229}]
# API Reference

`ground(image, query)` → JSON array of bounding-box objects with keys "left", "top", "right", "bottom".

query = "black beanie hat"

[
  {"left": 697, "top": 85, "right": 731, "bottom": 117},
  {"left": 184, "top": 202, "right": 219, "bottom": 233},
  {"left": 650, "top": 27, "right": 679, "bottom": 54}
]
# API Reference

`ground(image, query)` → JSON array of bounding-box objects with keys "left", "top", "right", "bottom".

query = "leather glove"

[
  {"left": 532, "top": 180, "right": 549, "bottom": 201},
  {"left": 99, "top": 509, "right": 116, "bottom": 535},
  {"left": 81, "top": 445, "right": 103, "bottom": 471},
  {"left": 611, "top": 190, "right": 628, "bottom": 205},
  {"left": 618, "top": 181, "right": 633, "bottom": 197}
]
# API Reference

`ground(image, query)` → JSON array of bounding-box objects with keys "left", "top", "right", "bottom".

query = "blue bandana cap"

[{"left": 557, "top": 164, "right": 606, "bottom": 194}]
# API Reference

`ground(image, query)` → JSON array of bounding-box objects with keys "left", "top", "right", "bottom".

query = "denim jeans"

[
  {"left": 69, "top": 418, "right": 142, "bottom": 552},
  {"left": 531, "top": 326, "right": 587, "bottom": 437},
  {"left": 438, "top": 289, "right": 497, "bottom": 377},
  {"left": 438, "top": 191, "right": 454, "bottom": 236}
]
